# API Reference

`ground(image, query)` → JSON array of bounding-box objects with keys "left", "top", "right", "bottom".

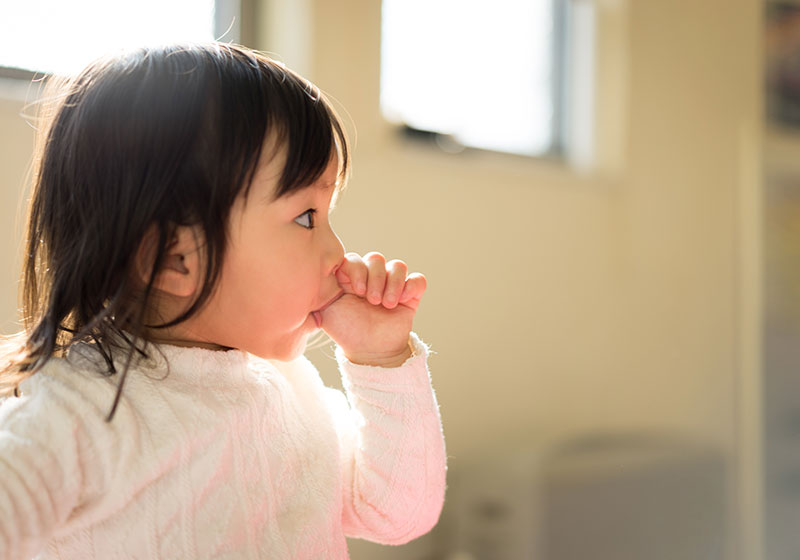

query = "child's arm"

[
  {"left": 332, "top": 334, "right": 445, "bottom": 544},
  {"left": 321, "top": 252, "right": 446, "bottom": 544}
]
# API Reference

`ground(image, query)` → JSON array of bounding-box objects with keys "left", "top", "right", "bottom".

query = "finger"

[
  {"left": 336, "top": 252, "right": 367, "bottom": 296},
  {"left": 399, "top": 272, "right": 427, "bottom": 308},
  {"left": 364, "top": 252, "right": 387, "bottom": 305},
  {"left": 382, "top": 259, "right": 408, "bottom": 309}
]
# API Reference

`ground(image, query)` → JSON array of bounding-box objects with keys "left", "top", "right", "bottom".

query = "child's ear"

[{"left": 134, "top": 224, "right": 203, "bottom": 299}]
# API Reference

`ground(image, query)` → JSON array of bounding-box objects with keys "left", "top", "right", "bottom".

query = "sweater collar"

[{"left": 67, "top": 338, "right": 256, "bottom": 388}]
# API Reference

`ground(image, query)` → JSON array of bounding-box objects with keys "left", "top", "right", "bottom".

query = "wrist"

[{"left": 344, "top": 338, "right": 415, "bottom": 368}]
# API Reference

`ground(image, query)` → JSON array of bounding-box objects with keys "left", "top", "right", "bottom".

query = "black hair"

[{"left": 1, "top": 43, "right": 350, "bottom": 419}]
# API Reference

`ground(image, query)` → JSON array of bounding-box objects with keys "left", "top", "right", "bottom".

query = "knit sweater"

[{"left": 0, "top": 333, "right": 446, "bottom": 559}]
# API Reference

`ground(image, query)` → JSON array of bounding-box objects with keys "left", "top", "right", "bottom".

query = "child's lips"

[{"left": 312, "top": 290, "right": 345, "bottom": 328}]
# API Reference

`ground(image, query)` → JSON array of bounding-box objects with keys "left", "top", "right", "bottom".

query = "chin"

[
  {"left": 272, "top": 348, "right": 303, "bottom": 363},
  {"left": 259, "top": 333, "right": 311, "bottom": 363}
]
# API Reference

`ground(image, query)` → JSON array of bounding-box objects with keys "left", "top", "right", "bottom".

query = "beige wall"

[
  {"left": 0, "top": 84, "right": 35, "bottom": 334},
  {"left": 299, "top": 0, "right": 760, "bottom": 453},
  {"left": 298, "top": 0, "right": 762, "bottom": 557},
  {"left": 0, "top": 0, "right": 763, "bottom": 557}
]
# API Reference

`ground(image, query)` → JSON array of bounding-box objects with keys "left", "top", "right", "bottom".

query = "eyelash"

[{"left": 294, "top": 209, "right": 316, "bottom": 229}]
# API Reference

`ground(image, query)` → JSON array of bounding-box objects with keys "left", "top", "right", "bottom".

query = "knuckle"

[
  {"left": 387, "top": 259, "right": 408, "bottom": 272},
  {"left": 364, "top": 251, "right": 386, "bottom": 264}
]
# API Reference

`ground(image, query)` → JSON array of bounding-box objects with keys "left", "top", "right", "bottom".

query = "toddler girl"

[{"left": 0, "top": 43, "right": 446, "bottom": 559}]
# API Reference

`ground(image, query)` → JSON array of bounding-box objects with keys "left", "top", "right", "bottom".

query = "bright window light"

[
  {"left": 381, "top": 0, "right": 558, "bottom": 156},
  {"left": 0, "top": 0, "right": 216, "bottom": 76}
]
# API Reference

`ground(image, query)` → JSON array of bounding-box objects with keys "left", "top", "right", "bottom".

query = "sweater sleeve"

[
  {"left": 0, "top": 376, "right": 85, "bottom": 560},
  {"left": 332, "top": 332, "right": 446, "bottom": 545}
]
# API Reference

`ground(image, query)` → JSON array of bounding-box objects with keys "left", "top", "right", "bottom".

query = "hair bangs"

[{"left": 262, "top": 63, "right": 349, "bottom": 198}]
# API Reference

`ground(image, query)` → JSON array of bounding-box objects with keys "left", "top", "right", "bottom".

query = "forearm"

[{"left": 336, "top": 333, "right": 446, "bottom": 544}]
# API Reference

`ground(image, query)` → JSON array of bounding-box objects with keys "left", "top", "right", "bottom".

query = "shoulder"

[
  {"left": 0, "top": 354, "right": 120, "bottom": 442},
  {"left": 0, "top": 352, "right": 134, "bottom": 524}
]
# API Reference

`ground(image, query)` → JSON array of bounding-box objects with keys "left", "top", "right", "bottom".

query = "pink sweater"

[{"left": 0, "top": 333, "right": 446, "bottom": 559}]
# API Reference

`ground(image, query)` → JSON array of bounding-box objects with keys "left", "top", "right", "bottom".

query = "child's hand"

[{"left": 319, "top": 251, "right": 426, "bottom": 367}]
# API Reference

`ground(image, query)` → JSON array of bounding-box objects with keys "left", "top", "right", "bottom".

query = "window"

[
  {"left": 0, "top": 0, "right": 253, "bottom": 77},
  {"left": 380, "top": 0, "right": 595, "bottom": 160}
]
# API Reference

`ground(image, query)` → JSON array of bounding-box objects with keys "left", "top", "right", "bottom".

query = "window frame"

[
  {"left": 0, "top": 0, "right": 256, "bottom": 80},
  {"left": 380, "top": 0, "right": 573, "bottom": 160}
]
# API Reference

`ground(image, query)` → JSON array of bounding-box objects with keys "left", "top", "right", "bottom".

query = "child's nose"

[{"left": 324, "top": 228, "right": 345, "bottom": 276}]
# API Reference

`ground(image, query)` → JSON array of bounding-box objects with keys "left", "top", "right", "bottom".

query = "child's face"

[{"left": 189, "top": 141, "right": 345, "bottom": 360}]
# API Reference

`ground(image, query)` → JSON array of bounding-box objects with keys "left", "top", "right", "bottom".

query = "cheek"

[
  {"left": 219, "top": 236, "right": 321, "bottom": 314},
  {"left": 262, "top": 266, "right": 318, "bottom": 314}
]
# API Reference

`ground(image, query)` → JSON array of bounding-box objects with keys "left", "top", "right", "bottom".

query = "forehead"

[
  {"left": 284, "top": 159, "right": 342, "bottom": 207},
  {"left": 248, "top": 139, "right": 342, "bottom": 203}
]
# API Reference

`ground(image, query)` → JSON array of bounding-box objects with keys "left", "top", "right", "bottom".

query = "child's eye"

[{"left": 294, "top": 209, "right": 316, "bottom": 229}]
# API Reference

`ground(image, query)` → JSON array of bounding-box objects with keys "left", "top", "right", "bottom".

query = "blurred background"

[{"left": 0, "top": 0, "right": 786, "bottom": 558}]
